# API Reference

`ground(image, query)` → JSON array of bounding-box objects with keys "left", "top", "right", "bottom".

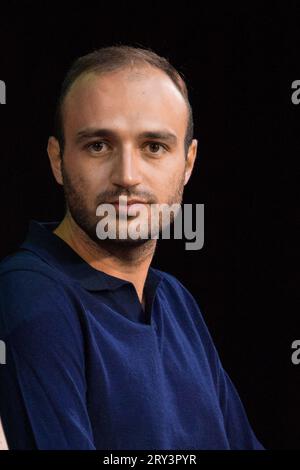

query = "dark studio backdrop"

[{"left": 0, "top": 2, "right": 298, "bottom": 451}]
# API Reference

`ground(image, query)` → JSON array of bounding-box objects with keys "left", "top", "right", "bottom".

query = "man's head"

[{"left": 47, "top": 45, "right": 198, "bottom": 246}]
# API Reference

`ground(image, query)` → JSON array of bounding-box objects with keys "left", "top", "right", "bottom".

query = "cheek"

[
  {"left": 145, "top": 152, "right": 185, "bottom": 177},
  {"left": 148, "top": 174, "right": 184, "bottom": 205},
  {"left": 152, "top": 160, "right": 185, "bottom": 190},
  {"left": 64, "top": 154, "right": 109, "bottom": 194}
]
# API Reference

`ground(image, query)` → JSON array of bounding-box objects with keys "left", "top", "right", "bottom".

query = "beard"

[{"left": 61, "top": 162, "right": 185, "bottom": 250}]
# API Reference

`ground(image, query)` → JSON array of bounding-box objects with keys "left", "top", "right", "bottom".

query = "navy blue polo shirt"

[{"left": 0, "top": 220, "right": 264, "bottom": 450}]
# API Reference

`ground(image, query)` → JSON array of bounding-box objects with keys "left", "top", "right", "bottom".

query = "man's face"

[{"left": 49, "top": 65, "right": 197, "bottom": 246}]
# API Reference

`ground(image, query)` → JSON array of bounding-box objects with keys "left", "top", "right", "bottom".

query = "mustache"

[{"left": 96, "top": 189, "right": 158, "bottom": 205}]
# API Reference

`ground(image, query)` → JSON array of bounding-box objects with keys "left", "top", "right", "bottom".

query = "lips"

[
  {"left": 107, "top": 199, "right": 148, "bottom": 217},
  {"left": 110, "top": 200, "right": 147, "bottom": 206}
]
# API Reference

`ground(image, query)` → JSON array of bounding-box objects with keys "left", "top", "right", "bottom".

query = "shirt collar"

[{"left": 19, "top": 220, "right": 163, "bottom": 293}]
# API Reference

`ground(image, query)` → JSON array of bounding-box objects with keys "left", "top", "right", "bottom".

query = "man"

[{"left": 0, "top": 45, "right": 264, "bottom": 450}]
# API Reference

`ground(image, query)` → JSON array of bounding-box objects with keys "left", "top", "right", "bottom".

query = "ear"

[
  {"left": 184, "top": 139, "right": 198, "bottom": 185},
  {"left": 47, "top": 136, "right": 63, "bottom": 185}
]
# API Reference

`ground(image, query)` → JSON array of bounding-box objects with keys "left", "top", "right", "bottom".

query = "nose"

[{"left": 110, "top": 144, "right": 142, "bottom": 189}]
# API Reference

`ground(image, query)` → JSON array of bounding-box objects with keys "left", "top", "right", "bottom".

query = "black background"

[{"left": 0, "top": 2, "right": 299, "bottom": 450}]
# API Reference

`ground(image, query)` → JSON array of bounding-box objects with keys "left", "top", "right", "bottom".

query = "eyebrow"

[{"left": 75, "top": 128, "right": 178, "bottom": 145}]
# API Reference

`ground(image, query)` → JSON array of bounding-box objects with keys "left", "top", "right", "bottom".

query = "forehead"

[{"left": 62, "top": 66, "right": 188, "bottom": 139}]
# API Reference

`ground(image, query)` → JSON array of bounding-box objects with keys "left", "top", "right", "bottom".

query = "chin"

[{"left": 98, "top": 237, "right": 152, "bottom": 248}]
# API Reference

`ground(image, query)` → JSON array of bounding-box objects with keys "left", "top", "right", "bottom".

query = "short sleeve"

[
  {"left": 217, "top": 366, "right": 265, "bottom": 449},
  {"left": 0, "top": 269, "right": 95, "bottom": 450}
]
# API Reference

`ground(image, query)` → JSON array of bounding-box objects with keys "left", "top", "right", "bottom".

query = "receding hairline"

[{"left": 61, "top": 63, "right": 190, "bottom": 121}]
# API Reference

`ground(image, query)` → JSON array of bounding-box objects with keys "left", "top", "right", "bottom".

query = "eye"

[
  {"left": 145, "top": 142, "right": 167, "bottom": 155},
  {"left": 86, "top": 141, "right": 109, "bottom": 153}
]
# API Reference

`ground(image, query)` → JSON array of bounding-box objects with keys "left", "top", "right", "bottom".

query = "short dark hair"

[{"left": 54, "top": 45, "right": 194, "bottom": 156}]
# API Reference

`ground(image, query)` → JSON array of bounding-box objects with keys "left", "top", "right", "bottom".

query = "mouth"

[
  {"left": 111, "top": 200, "right": 147, "bottom": 206},
  {"left": 104, "top": 199, "right": 148, "bottom": 216}
]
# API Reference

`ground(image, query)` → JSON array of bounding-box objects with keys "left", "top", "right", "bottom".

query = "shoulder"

[
  {"left": 0, "top": 249, "right": 71, "bottom": 296},
  {"left": 0, "top": 250, "right": 78, "bottom": 338},
  {"left": 153, "top": 267, "right": 200, "bottom": 310},
  {"left": 154, "top": 267, "right": 222, "bottom": 364},
  {"left": 0, "top": 248, "right": 56, "bottom": 277},
  {"left": 153, "top": 267, "right": 208, "bottom": 330}
]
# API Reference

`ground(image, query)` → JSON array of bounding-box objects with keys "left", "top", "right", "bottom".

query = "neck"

[{"left": 53, "top": 212, "right": 157, "bottom": 306}]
